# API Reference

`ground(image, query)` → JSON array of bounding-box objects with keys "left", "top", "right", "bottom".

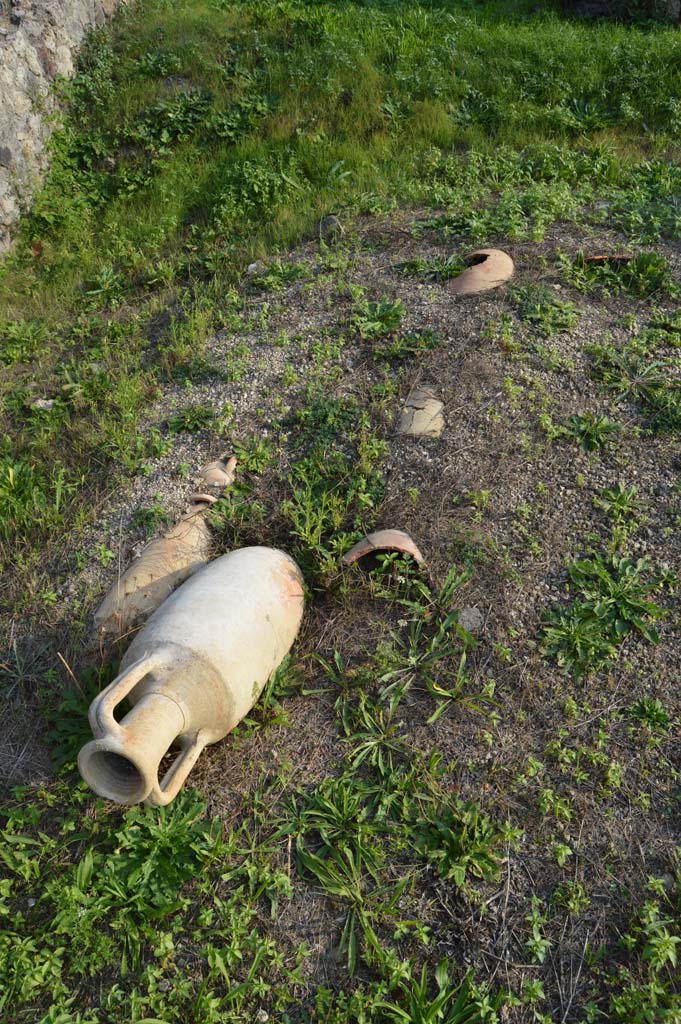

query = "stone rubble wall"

[{"left": 0, "top": 0, "right": 122, "bottom": 252}]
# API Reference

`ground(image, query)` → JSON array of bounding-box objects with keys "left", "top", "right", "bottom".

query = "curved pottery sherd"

[
  {"left": 80, "top": 547, "right": 305, "bottom": 806},
  {"left": 343, "top": 529, "right": 425, "bottom": 567},
  {"left": 397, "top": 385, "right": 444, "bottom": 438},
  {"left": 449, "top": 249, "right": 514, "bottom": 296}
]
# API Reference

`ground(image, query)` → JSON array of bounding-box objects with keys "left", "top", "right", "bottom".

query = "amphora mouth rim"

[{"left": 78, "top": 741, "right": 151, "bottom": 804}]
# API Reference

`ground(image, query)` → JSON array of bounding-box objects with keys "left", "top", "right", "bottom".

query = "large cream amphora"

[{"left": 78, "top": 548, "right": 304, "bottom": 807}]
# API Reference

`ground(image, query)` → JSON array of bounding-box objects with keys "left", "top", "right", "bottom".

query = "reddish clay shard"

[
  {"left": 583, "top": 254, "right": 631, "bottom": 268},
  {"left": 449, "top": 248, "right": 514, "bottom": 296},
  {"left": 342, "top": 529, "right": 425, "bottom": 567}
]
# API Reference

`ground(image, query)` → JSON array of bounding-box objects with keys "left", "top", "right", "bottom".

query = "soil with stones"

[{"left": 3, "top": 209, "right": 680, "bottom": 1017}]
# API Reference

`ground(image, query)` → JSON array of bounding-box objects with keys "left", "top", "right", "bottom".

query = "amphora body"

[{"left": 78, "top": 547, "right": 304, "bottom": 806}]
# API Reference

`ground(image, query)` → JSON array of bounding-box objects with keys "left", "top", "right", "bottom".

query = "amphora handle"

[
  {"left": 146, "top": 734, "right": 208, "bottom": 807},
  {"left": 88, "top": 653, "right": 166, "bottom": 739}
]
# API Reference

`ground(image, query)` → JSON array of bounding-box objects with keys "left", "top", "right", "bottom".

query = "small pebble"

[
  {"left": 317, "top": 214, "right": 344, "bottom": 243},
  {"left": 458, "top": 606, "right": 484, "bottom": 634}
]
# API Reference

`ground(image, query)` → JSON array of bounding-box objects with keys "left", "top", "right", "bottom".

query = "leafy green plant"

[
  {"left": 525, "top": 898, "right": 551, "bottom": 964},
  {"left": 648, "top": 307, "right": 681, "bottom": 344},
  {"left": 46, "top": 665, "right": 116, "bottom": 772},
  {"left": 340, "top": 689, "right": 410, "bottom": 778},
  {"left": 352, "top": 298, "right": 405, "bottom": 340},
  {"left": 207, "top": 481, "right": 266, "bottom": 542},
  {"left": 231, "top": 436, "right": 274, "bottom": 473},
  {"left": 287, "top": 775, "right": 388, "bottom": 973},
  {"left": 214, "top": 157, "right": 305, "bottom": 228},
  {"left": 373, "top": 329, "right": 439, "bottom": 363},
  {"left": 0, "top": 788, "right": 224, "bottom": 1014},
  {"left": 552, "top": 841, "right": 573, "bottom": 867},
  {"left": 0, "top": 457, "right": 67, "bottom": 546},
  {"left": 291, "top": 392, "right": 357, "bottom": 451},
  {"left": 628, "top": 697, "right": 671, "bottom": 732},
  {"left": 167, "top": 404, "right": 215, "bottom": 434},
  {"left": 510, "top": 283, "right": 579, "bottom": 336},
  {"left": 564, "top": 412, "right": 619, "bottom": 451},
  {"left": 415, "top": 800, "right": 514, "bottom": 887},
  {"left": 280, "top": 424, "right": 385, "bottom": 578},
  {"left": 131, "top": 498, "right": 171, "bottom": 536},
  {"left": 130, "top": 90, "right": 212, "bottom": 153},
  {"left": 603, "top": 867, "right": 681, "bottom": 1019},
  {"left": 541, "top": 552, "right": 664, "bottom": 676},
  {"left": 594, "top": 483, "right": 644, "bottom": 524},
  {"left": 84, "top": 264, "right": 126, "bottom": 307},
  {"left": 589, "top": 344, "right": 681, "bottom": 432},
  {"left": 247, "top": 260, "right": 307, "bottom": 291},
  {"left": 394, "top": 254, "right": 466, "bottom": 282},
  {"left": 376, "top": 960, "right": 501, "bottom": 1024},
  {"left": 552, "top": 879, "right": 590, "bottom": 914},
  {"left": 0, "top": 318, "right": 49, "bottom": 365},
  {"left": 134, "top": 48, "right": 182, "bottom": 77}
]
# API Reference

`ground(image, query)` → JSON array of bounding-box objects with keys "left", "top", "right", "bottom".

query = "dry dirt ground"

[{"left": 3, "top": 210, "right": 680, "bottom": 1009}]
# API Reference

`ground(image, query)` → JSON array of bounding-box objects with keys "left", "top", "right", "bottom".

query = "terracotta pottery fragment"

[
  {"left": 397, "top": 385, "right": 444, "bottom": 438},
  {"left": 189, "top": 493, "right": 218, "bottom": 506},
  {"left": 199, "top": 456, "right": 237, "bottom": 487},
  {"left": 94, "top": 506, "right": 213, "bottom": 642},
  {"left": 449, "top": 249, "right": 514, "bottom": 296},
  {"left": 342, "top": 529, "right": 425, "bottom": 567},
  {"left": 583, "top": 254, "right": 631, "bottom": 267}
]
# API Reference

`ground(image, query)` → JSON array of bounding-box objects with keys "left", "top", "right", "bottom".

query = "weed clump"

[
  {"left": 540, "top": 553, "right": 664, "bottom": 676},
  {"left": 558, "top": 251, "right": 679, "bottom": 298},
  {"left": 394, "top": 254, "right": 466, "bottom": 282},
  {"left": 564, "top": 412, "right": 620, "bottom": 451},
  {"left": 167, "top": 403, "right": 215, "bottom": 434},
  {"left": 589, "top": 343, "right": 681, "bottom": 432},
  {"left": 510, "top": 283, "right": 579, "bottom": 336},
  {"left": 351, "top": 297, "right": 405, "bottom": 341}
]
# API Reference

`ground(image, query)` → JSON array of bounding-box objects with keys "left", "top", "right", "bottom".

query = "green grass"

[{"left": 394, "top": 254, "right": 467, "bottom": 282}]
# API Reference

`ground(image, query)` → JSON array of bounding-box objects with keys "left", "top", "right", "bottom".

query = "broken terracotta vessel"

[
  {"left": 94, "top": 504, "right": 213, "bottom": 643},
  {"left": 94, "top": 455, "right": 238, "bottom": 642},
  {"left": 449, "top": 249, "right": 514, "bottom": 296},
  {"left": 397, "top": 385, "right": 444, "bottom": 438},
  {"left": 343, "top": 529, "right": 425, "bottom": 566},
  {"left": 199, "top": 456, "right": 238, "bottom": 487},
  {"left": 79, "top": 547, "right": 305, "bottom": 806}
]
